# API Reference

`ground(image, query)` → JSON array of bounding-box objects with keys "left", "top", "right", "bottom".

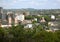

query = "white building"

[
  {"left": 51, "top": 15, "right": 55, "bottom": 20},
  {"left": 34, "top": 18, "right": 37, "bottom": 21},
  {"left": 16, "top": 14, "right": 25, "bottom": 22},
  {"left": 24, "top": 24, "right": 33, "bottom": 28}
]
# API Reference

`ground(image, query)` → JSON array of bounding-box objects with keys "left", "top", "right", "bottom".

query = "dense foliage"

[{"left": 0, "top": 25, "right": 60, "bottom": 42}]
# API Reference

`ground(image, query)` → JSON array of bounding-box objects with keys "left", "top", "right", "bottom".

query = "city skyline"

[{"left": 0, "top": 0, "right": 60, "bottom": 9}]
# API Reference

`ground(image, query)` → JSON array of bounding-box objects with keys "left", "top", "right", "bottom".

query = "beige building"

[{"left": 40, "top": 17, "right": 46, "bottom": 22}]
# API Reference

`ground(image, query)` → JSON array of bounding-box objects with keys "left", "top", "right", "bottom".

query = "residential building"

[
  {"left": 0, "top": 7, "right": 3, "bottom": 26},
  {"left": 40, "top": 17, "right": 46, "bottom": 23},
  {"left": 51, "top": 15, "right": 55, "bottom": 20}
]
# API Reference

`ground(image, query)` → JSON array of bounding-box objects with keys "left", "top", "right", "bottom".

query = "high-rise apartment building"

[{"left": 0, "top": 7, "right": 3, "bottom": 26}]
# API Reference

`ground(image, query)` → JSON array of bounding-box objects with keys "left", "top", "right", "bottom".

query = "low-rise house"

[
  {"left": 48, "top": 21, "right": 60, "bottom": 31},
  {"left": 51, "top": 15, "right": 55, "bottom": 20},
  {"left": 40, "top": 17, "right": 46, "bottom": 23},
  {"left": 24, "top": 24, "right": 33, "bottom": 28},
  {"left": 34, "top": 18, "right": 37, "bottom": 21},
  {"left": 21, "top": 20, "right": 32, "bottom": 25},
  {"left": 1, "top": 25, "right": 12, "bottom": 27}
]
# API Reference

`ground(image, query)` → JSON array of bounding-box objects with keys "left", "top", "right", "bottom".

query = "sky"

[{"left": 0, "top": 0, "right": 60, "bottom": 9}]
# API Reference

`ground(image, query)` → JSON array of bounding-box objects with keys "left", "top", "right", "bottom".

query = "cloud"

[
  {"left": 56, "top": 0, "right": 60, "bottom": 2},
  {"left": 29, "top": 1, "right": 39, "bottom": 6},
  {"left": 0, "top": 0, "right": 48, "bottom": 6},
  {"left": 0, "top": 0, "right": 60, "bottom": 9},
  {"left": 13, "top": 0, "right": 17, "bottom": 3},
  {"left": 50, "top": 0, "right": 60, "bottom": 6},
  {"left": 29, "top": 0, "right": 48, "bottom": 6},
  {"left": 53, "top": 3, "right": 57, "bottom": 6}
]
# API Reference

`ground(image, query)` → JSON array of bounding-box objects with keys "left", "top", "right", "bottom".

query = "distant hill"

[{"left": 3, "top": 8, "right": 60, "bottom": 15}]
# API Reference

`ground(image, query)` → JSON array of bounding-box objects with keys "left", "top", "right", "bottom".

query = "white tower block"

[{"left": 16, "top": 14, "right": 25, "bottom": 22}]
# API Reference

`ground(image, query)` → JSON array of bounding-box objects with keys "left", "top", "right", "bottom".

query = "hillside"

[{"left": 3, "top": 8, "right": 60, "bottom": 15}]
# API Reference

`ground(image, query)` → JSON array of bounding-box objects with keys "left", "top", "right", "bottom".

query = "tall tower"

[
  {"left": 7, "top": 12, "right": 14, "bottom": 25},
  {"left": 0, "top": 7, "right": 3, "bottom": 27},
  {"left": 0, "top": 7, "right": 3, "bottom": 13},
  {"left": 15, "top": 14, "right": 18, "bottom": 26}
]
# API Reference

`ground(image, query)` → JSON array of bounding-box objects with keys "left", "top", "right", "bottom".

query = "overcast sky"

[{"left": 0, "top": 0, "right": 60, "bottom": 9}]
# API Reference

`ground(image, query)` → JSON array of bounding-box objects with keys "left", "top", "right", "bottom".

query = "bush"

[{"left": 0, "top": 25, "right": 60, "bottom": 42}]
